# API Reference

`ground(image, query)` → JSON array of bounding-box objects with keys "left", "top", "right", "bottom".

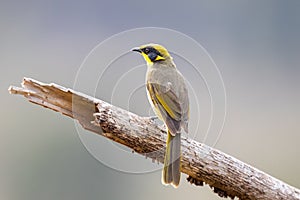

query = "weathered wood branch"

[{"left": 8, "top": 77, "right": 300, "bottom": 200}]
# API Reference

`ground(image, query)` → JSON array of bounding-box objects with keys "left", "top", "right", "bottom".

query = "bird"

[{"left": 132, "top": 43, "right": 189, "bottom": 187}]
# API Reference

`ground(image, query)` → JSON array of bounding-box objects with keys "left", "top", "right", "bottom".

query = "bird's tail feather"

[{"left": 162, "top": 130, "right": 181, "bottom": 187}]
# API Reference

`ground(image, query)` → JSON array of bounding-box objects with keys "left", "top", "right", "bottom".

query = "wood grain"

[{"left": 9, "top": 77, "right": 300, "bottom": 200}]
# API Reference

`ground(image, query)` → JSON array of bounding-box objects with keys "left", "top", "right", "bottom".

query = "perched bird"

[{"left": 132, "top": 44, "right": 189, "bottom": 187}]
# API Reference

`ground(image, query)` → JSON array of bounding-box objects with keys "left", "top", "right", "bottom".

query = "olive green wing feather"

[{"left": 147, "top": 82, "right": 183, "bottom": 135}]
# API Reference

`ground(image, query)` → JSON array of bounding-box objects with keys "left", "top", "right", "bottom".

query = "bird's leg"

[
  {"left": 159, "top": 123, "right": 166, "bottom": 130},
  {"left": 144, "top": 116, "right": 166, "bottom": 130},
  {"left": 144, "top": 116, "right": 159, "bottom": 123},
  {"left": 147, "top": 116, "right": 158, "bottom": 121}
]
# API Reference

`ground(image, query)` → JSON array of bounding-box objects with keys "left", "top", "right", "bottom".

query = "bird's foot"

[
  {"left": 159, "top": 124, "right": 166, "bottom": 130},
  {"left": 144, "top": 116, "right": 158, "bottom": 121},
  {"left": 149, "top": 116, "right": 158, "bottom": 120}
]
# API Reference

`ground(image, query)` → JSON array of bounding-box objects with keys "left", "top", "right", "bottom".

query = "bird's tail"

[{"left": 162, "top": 130, "right": 181, "bottom": 187}]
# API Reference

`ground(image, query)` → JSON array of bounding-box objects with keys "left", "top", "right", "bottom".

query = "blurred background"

[{"left": 1, "top": 1, "right": 299, "bottom": 199}]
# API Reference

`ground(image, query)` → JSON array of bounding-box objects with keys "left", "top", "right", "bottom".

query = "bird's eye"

[{"left": 144, "top": 48, "right": 150, "bottom": 54}]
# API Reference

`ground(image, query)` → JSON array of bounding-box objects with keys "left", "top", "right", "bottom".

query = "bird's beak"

[{"left": 131, "top": 47, "right": 142, "bottom": 53}]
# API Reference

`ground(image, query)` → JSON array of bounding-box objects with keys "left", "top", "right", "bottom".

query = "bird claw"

[
  {"left": 144, "top": 116, "right": 158, "bottom": 121},
  {"left": 159, "top": 124, "right": 166, "bottom": 130},
  {"left": 149, "top": 116, "right": 158, "bottom": 120}
]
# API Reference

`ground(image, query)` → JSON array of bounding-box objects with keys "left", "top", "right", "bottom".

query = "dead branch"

[{"left": 8, "top": 77, "right": 300, "bottom": 200}]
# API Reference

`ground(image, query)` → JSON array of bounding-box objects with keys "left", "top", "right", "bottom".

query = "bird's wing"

[{"left": 147, "top": 82, "right": 182, "bottom": 135}]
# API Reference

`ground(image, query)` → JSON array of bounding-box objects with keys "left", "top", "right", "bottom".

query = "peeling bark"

[{"left": 8, "top": 78, "right": 300, "bottom": 200}]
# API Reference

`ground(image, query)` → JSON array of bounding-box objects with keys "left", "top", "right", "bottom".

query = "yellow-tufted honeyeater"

[{"left": 132, "top": 44, "right": 189, "bottom": 187}]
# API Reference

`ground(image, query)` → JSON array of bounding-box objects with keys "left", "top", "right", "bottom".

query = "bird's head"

[{"left": 132, "top": 43, "right": 172, "bottom": 66}]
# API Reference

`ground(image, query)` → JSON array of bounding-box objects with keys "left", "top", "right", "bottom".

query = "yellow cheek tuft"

[{"left": 155, "top": 55, "right": 165, "bottom": 61}]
